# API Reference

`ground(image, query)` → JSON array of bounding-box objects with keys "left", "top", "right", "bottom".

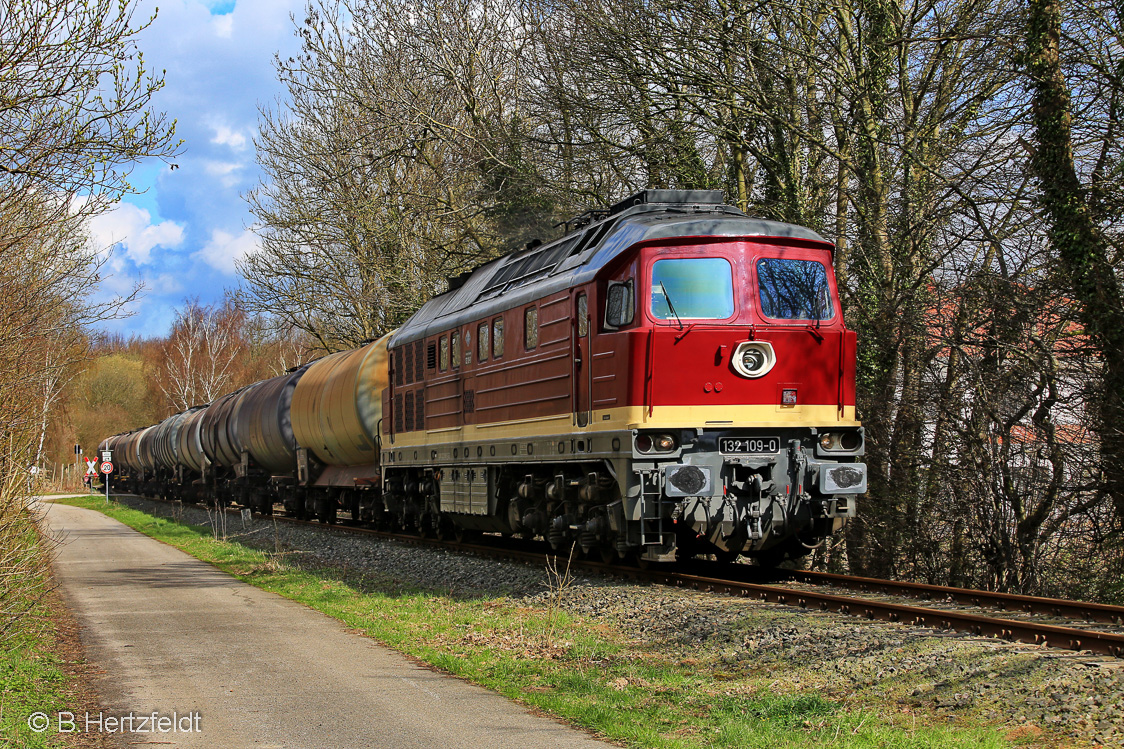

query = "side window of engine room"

[
  {"left": 493, "top": 317, "right": 504, "bottom": 358},
  {"left": 524, "top": 306, "right": 538, "bottom": 350},
  {"left": 477, "top": 323, "right": 489, "bottom": 362}
]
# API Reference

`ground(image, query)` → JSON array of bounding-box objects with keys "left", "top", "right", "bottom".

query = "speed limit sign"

[{"left": 101, "top": 462, "right": 113, "bottom": 474}]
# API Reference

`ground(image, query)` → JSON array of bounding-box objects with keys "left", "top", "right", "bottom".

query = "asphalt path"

[{"left": 42, "top": 502, "right": 613, "bottom": 748}]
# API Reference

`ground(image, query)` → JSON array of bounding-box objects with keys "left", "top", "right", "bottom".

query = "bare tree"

[
  {"left": 158, "top": 299, "right": 247, "bottom": 412},
  {"left": 243, "top": 0, "right": 553, "bottom": 351}
]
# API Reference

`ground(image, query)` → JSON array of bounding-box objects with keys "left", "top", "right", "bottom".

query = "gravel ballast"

[{"left": 111, "top": 495, "right": 1124, "bottom": 747}]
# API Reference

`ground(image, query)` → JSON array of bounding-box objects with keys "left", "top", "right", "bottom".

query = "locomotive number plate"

[{"left": 720, "top": 437, "right": 780, "bottom": 455}]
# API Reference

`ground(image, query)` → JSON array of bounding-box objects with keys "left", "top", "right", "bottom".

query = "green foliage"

[
  {"left": 0, "top": 646, "right": 68, "bottom": 749},
  {"left": 0, "top": 506, "right": 68, "bottom": 749}
]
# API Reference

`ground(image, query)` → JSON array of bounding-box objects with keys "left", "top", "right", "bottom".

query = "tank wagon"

[{"left": 100, "top": 190, "right": 866, "bottom": 566}]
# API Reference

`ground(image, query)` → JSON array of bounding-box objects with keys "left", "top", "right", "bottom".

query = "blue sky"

[{"left": 90, "top": 0, "right": 306, "bottom": 339}]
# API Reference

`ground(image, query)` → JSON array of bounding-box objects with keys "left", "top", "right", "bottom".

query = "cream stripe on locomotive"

[{"left": 381, "top": 403, "right": 859, "bottom": 461}]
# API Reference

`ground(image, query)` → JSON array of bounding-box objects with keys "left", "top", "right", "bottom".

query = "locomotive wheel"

[
  {"left": 599, "top": 543, "right": 618, "bottom": 565},
  {"left": 754, "top": 538, "right": 804, "bottom": 568},
  {"left": 714, "top": 548, "right": 741, "bottom": 564},
  {"left": 623, "top": 550, "right": 651, "bottom": 570}
]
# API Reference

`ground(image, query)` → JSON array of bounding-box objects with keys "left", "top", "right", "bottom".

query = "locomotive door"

[{"left": 573, "top": 292, "right": 591, "bottom": 428}]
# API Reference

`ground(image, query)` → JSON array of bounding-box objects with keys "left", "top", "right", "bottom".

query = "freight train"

[{"left": 100, "top": 190, "right": 866, "bottom": 566}]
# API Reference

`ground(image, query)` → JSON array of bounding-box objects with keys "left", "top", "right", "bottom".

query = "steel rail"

[
  {"left": 651, "top": 572, "right": 1124, "bottom": 658},
  {"left": 774, "top": 569, "right": 1124, "bottom": 624}
]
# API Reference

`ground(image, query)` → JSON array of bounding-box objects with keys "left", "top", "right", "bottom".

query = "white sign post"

[{"left": 101, "top": 455, "right": 113, "bottom": 502}]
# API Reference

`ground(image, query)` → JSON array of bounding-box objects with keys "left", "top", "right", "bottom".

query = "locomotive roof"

[{"left": 389, "top": 190, "right": 830, "bottom": 346}]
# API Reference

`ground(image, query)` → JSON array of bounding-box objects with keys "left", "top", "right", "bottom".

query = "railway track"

[{"left": 119, "top": 493, "right": 1124, "bottom": 658}]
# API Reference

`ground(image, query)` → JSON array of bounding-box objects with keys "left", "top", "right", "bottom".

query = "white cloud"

[
  {"left": 87, "top": 203, "right": 185, "bottom": 266},
  {"left": 195, "top": 228, "right": 258, "bottom": 275},
  {"left": 203, "top": 159, "right": 245, "bottom": 188},
  {"left": 212, "top": 13, "right": 234, "bottom": 38},
  {"left": 211, "top": 124, "right": 248, "bottom": 150},
  {"left": 148, "top": 273, "right": 185, "bottom": 295}
]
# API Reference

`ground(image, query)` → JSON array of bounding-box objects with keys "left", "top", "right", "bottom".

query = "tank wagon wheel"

[
  {"left": 453, "top": 527, "right": 482, "bottom": 544},
  {"left": 434, "top": 518, "right": 457, "bottom": 542},
  {"left": 347, "top": 494, "right": 361, "bottom": 525}
]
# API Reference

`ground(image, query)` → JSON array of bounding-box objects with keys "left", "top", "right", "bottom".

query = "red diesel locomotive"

[
  {"left": 100, "top": 189, "right": 864, "bottom": 566},
  {"left": 380, "top": 189, "right": 864, "bottom": 564}
]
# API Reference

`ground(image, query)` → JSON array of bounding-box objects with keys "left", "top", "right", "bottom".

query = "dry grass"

[{"left": 0, "top": 436, "right": 57, "bottom": 649}]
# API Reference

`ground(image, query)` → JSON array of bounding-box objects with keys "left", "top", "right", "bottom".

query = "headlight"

[
  {"left": 817, "top": 431, "right": 863, "bottom": 453},
  {"left": 635, "top": 433, "right": 677, "bottom": 453},
  {"left": 731, "top": 341, "right": 776, "bottom": 378}
]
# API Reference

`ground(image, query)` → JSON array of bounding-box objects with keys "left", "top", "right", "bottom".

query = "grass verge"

[
  {"left": 1, "top": 518, "right": 69, "bottom": 747},
  {"left": 54, "top": 495, "right": 1018, "bottom": 748}
]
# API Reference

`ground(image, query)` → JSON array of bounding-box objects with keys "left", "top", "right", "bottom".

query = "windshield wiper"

[{"left": 657, "top": 283, "right": 684, "bottom": 330}]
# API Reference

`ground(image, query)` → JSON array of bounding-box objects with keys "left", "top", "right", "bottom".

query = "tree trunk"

[{"left": 1026, "top": 0, "right": 1124, "bottom": 525}]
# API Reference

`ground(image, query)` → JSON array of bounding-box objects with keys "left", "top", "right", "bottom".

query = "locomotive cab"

[{"left": 590, "top": 228, "right": 864, "bottom": 564}]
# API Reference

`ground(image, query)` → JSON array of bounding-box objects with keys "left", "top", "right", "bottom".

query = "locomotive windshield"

[
  {"left": 756, "top": 258, "right": 834, "bottom": 321},
  {"left": 650, "top": 258, "right": 735, "bottom": 320}
]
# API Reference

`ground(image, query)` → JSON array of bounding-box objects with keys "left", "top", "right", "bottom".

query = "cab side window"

[
  {"left": 439, "top": 336, "right": 449, "bottom": 371},
  {"left": 605, "top": 279, "right": 634, "bottom": 329},
  {"left": 451, "top": 330, "right": 461, "bottom": 368}
]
